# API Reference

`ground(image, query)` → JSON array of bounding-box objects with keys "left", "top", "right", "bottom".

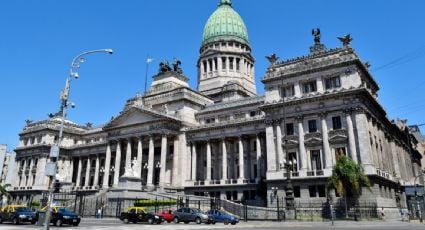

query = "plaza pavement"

[{"left": 0, "top": 218, "right": 424, "bottom": 230}]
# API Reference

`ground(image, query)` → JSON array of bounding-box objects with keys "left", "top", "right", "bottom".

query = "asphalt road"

[{"left": 0, "top": 218, "right": 424, "bottom": 230}]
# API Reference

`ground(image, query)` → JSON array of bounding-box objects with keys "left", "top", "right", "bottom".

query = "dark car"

[
  {"left": 120, "top": 207, "right": 163, "bottom": 224},
  {"left": 173, "top": 207, "right": 215, "bottom": 224},
  {"left": 51, "top": 208, "right": 81, "bottom": 226},
  {"left": 0, "top": 205, "right": 36, "bottom": 225},
  {"left": 36, "top": 206, "right": 81, "bottom": 226},
  {"left": 207, "top": 209, "right": 239, "bottom": 225}
]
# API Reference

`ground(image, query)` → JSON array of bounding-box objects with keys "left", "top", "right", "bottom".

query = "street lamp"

[
  {"left": 43, "top": 49, "right": 113, "bottom": 230},
  {"left": 280, "top": 158, "right": 295, "bottom": 210}
]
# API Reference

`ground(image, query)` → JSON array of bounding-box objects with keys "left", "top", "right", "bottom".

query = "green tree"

[
  {"left": 327, "top": 155, "right": 371, "bottom": 217},
  {"left": 0, "top": 184, "right": 11, "bottom": 205}
]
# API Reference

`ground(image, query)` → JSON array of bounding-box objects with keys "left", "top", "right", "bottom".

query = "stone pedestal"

[
  {"left": 118, "top": 176, "right": 143, "bottom": 191},
  {"left": 285, "top": 209, "right": 296, "bottom": 220}
]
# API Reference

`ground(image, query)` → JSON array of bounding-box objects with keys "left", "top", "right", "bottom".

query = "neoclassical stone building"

[{"left": 8, "top": 0, "right": 422, "bottom": 208}]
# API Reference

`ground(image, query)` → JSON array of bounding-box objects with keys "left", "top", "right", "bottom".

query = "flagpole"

[{"left": 144, "top": 55, "right": 150, "bottom": 95}]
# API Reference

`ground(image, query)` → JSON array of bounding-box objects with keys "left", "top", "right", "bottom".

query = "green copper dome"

[{"left": 202, "top": 0, "right": 249, "bottom": 46}]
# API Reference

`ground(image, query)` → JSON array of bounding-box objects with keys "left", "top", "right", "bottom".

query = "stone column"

[
  {"left": 275, "top": 121, "right": 284, "bottom": 167},
  {"left": 238, "top": 136, "right": 245, "bottom": 180},
  {"left": 206, "top": 140, "right": 212, "bottom": 182},
  {"left": 27, "top": 159, "right": 34, "bottom": 186},
  {"left": 321, "top": 114, "right": 332, "bottom": 169},
  {"left": 136, "top": 137, "right": 143, "bottom": 178},
  {"left": 124, "top": 139, "right": 132, "bottom": 176},
  {"left": 172, "top": 136, "right": 179, "bottom": 186},
  {"left": 93, "top": 155, "right": 100, "bottom": 187},
  {"left": 346, "top": 111, "right": 358, "bottom": 164},
  {"left": 68, "top": 159, "right": 74, "bottom": 183},
  {"left": 159, "top": 134, "right": 167, "bottom": 186},
  {"left": 84, "top": 157, "right": 91, "bottom": 187},
  {"left": 206, "top": 59, "right": 210, "bottom": 73},
  {"left": 221, "top": 139, "right": 228, "bottom": 182},
  {"left": 102, "top": 143, "right": 111, "bottom": 188},
  {"left": 75, "top": 158, "right": 82, "bottom": 187},
  {"left": 20, "top": 159, "right": 27, "bottom": 187},
  {"left": 147, "top": 135, "right": 155, "bottom": 186},
  {"left": 265, "top": 121, "right": 277, "bottom": 171},
  {"left": 113, "top": 141, "right": 122, "bottom": 187},
  {"left": 256, "top": 134, "right": 262, "bottom": 182},
  {"left": 191, "top": 143, "right": 197, "bottom": 181},
  {"left": 297, "top": 118, "right": 308, "bottom": 171},
  {"left": 218, "top": 57, "right": 222, "bottom": 72},
  {"left": 355, "top": 111, "right": 374, "bottom": 173}
]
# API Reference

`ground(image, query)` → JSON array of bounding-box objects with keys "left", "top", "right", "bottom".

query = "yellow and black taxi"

[
  {"left": 120, "top": 206, "right": 163, "bottom": 224},
  {"left": 0, "top": 205, "right": 36, "bottom": 225},
  {"left": 36, "top": 206, "right": 80, "bottom": 226}
]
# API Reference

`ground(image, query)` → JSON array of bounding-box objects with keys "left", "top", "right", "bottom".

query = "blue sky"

[{"left": 0, "top": 0, "right": 424, "bottom": 150}]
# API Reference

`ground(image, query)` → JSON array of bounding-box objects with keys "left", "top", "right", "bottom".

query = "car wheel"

[
  {"left": 148, "top": 218, "right": 154, "bottom": 224},
  {"left": 123, "top": 218, "right": 129, "bottom": 224},
  {"left": 173, "top": 217, "right": 180, "bottom": 224},
  {"left": 167, "top": 220, "right": 171, "bottom": 223},
  {"left": 224, "top": 219, "right": 229, "bottom": 225},
  {"left": 0, "top": 216, "right": 3, "bottom": 223},
  {"left": 231, "top": 222, "right": 236, "bottom": 225},
  {"left": 212, "top": 220, "right": 216, "bottom": 225},
  {"left": 73, "top": 223, "right": 79, "bottom": 226},
  {"left": 184, "top": 221, "right": 189, "bottom": 224},
  {"left": 56, "top": 219, "right": 63, "bottom": 227},
  {"left": 31, "top": 221, "right": 36, "bottom": 225},
  {"left": 13, "top": 218, "right": 19, "bottom": 225},
  {"left": 195, "top": 217, "right": 201, "bottom": 224}
]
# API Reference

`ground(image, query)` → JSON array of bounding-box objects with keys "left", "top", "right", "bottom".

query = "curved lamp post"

[{"left": 43, "top": 49, "right": 113, "bottom": 230}]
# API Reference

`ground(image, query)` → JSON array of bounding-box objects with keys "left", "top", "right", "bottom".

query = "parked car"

[
  {"left": 36, "top": 206, "right": 81, "bottom": 226},
  {"left": 156, "top": 210, "right": 174, "bottom": 223},
  {"left": 120, "top": 207, "right": 163, "bottom": 224},
  {"left": 207, "top": 209, "right": 239, "bottom": 225},
  {"left": 173, "top": 207, "right": 215, "bottom": 224},
  {"left": 0, "top": 205, "right": 36, "bottom": 225}
]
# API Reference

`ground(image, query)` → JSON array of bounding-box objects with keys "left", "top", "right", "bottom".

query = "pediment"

[
  {"left": 103, "top": 106, "right": 175, "bottom": 130},
  {"left": 304, "top": 137, "right": 323, "bottom": 147},
  {"left": 329, "top": 134, "right": 348, "bottom": 144}
]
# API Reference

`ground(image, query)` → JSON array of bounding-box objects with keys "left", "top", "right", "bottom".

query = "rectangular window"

[
  {"left": 288, "top": 152, "right": 297, "bottom": 171},
  {"left": 318, "top": 185, "right": 326, "bottom": 197},
  {"left": 280, "top": 84, "right": 295, "bottom": 98},
  {"left": 310, "top": 150, "right": 322, "bottom": 170},
  {"left": 308, "top": 120, "right": 317, "bottom": 133},
  {"left": 335, "top": 147, "right": 346, "bottom": 159},
  {"left": 208, "top": 59, "right": 213, "bottom": 71},
  {"left": 229, "top": 57, "right": 234, "bottom": 70},
  {"left": 250, "top": 111, "right": 256, "bottom": 117},
  {"left": 332, "top": 116, "right": 342, "bottom": 130},
  {"left": 214, "top": 58, "right": 218, "bottom": 71},
  {"left": 286, "top": 123, "right": 294, "bottom": 136},
  {"left": 308, "top": 185, "right": 317, "bottom": 197},
  {"left": 303, "top": 81, "right": 317, "bottom": 93},
  {"left": 203, "top": 61, "right": 207, "bottom": 73},
  {"left": 325, "top": 76, "right": 341, "bottom": 89},
  {"left": 294, "top": 186, "right": 301, "bottom": 198},
  {"left": 222, "top": 57, "right": 226, "bottom": 70},
  {"left": 236, "top": 58, "right": 240, "bottom": 71}
]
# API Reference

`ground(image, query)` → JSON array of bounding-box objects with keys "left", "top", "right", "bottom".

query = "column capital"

[
  {"left": 295, "top": 115, "right": 304, "bottom": 122},
  {"left": 319, "top": 112, "right": 328, "bottom": 119}
]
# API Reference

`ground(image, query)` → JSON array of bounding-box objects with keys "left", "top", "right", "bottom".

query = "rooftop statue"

[
  {"left": 172, "top": 58, "right": 183, "bottom": 74},
  {"left": 312, "top": 28, "right": 321, "bottom": 44},
  {"left": 159, "top": 60, "right": 172, "bottom": 73},
  {"left": 337, "top": 34, "right": 353, "bottom": 47},
  {"left": 265, "top": 54, "right": 279, "bottom": 65}
]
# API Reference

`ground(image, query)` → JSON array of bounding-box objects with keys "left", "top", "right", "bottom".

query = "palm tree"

[{"left": 327, "top": 155, "right": 371, "bottom": 218}]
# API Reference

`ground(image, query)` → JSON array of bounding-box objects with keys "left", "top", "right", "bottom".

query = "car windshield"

[
  {"left": 16, "top": 207, "right": 32, "bottom": 212},
  {"left": 58, "top": 208, "right": 75, "bottom": 214},
  {"left": 193, "top": 209, "right": 205, "bottom": 214}
]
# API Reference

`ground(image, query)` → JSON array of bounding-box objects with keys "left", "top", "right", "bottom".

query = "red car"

[{"left": 156, "top": 210, "right": 174, "bottom": 223}]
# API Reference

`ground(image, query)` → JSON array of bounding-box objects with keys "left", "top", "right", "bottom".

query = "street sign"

[
  {"left": 50, "top": 145, "right": 59, "bottom": 158},
  {"left": 45, "top": 162, "right": 57, "bottom": 176}
]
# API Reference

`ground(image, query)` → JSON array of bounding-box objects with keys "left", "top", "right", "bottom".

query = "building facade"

[{"left": 7, "top": 0, "right": 423, "bottom": 208}]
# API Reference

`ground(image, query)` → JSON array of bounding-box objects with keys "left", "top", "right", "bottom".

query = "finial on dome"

[{"left": 219, "top": 0, "right": 232, "bottom": 7}]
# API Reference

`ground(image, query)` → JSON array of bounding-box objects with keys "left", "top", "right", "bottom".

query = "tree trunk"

[{"left": 345, "top": 196, "right": 348, "bottom": 219}]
